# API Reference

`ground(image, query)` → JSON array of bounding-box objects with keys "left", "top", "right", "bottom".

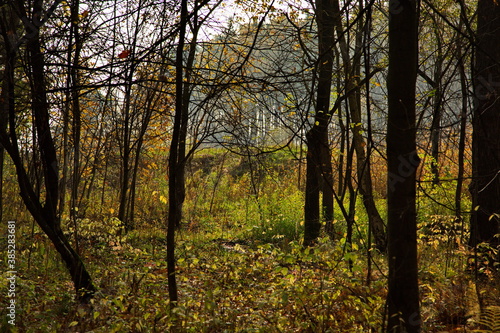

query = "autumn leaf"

[
  {"left": 159, "top": 195, "right": 167, "bottom": 204},
  {"left": 118, "top": 49, "right": 131, "bottom": 59},
  {"left": 80, "top": 10, "right": 89, "bottom": 20}
]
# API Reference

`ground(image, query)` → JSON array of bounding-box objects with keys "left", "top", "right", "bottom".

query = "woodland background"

[{"left": 0, "top": 0, "right": 499, "bottom": 332}]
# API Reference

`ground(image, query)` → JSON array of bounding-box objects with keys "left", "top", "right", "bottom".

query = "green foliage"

[
  {"left": 243, "top": 189, "right": 303, "bottom": 245},
  {"left": 1, "top": 221, "right": 386, "bottom": 332},
  {"left": 65, "top": 217, "right": 124, "bottom": 248},
  {"left": 1, "top": 149, "right": 493, "bottom": 332},
  {"left": 182, "top": 150, "right": 305, "bottom": 245}
]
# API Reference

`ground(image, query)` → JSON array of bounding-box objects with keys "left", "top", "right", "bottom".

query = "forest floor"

[
  {"left": 1, "top": 219, "right": 499, "bottom": 332},
  {"left": 1, "top": 150, "right": 500, "bottom": 332}
]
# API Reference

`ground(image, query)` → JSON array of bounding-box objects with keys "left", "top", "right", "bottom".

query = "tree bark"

[
  {"left": 469, "top": 0, "right": 500, "bottom": 251},
  {"left": 455, "top": 15, "right": 469, "bottom": 239},
  {"left": 69, "top": 0, "right": 82, "bottom": 254},
  {"left": 304, "top": 0, "right": 335, "bottom": 246},
  {"left": 430, "top": 26, "right": 443, "bottom": 186},
  {"left": 0, "top": 145, "right": 3, "bottom": 222},
  {"left": 386, "top": 0, "right": 421, "bottom": 331},
  {"left": 0, "top": 34, "right": 8, "bottom": 222},
  {"left": 332, "top": 0, "right": 387, "bottom": 251},
  {"left": 117, "top": 68, "right": 133, "bottom": 229},
  {"left": 167, "top": 0, "right": 189, "bottom": 306}
]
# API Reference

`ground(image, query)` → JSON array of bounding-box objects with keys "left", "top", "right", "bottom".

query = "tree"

[
  {"left": 303, "top": 0, "right": 336, "bottom": 246},
  {"left": 331, "top": 0, "right": 387, "bottom": 251},
  {"left": 469, "top": 0, "right": 500, "bottom": 255},
  {"left": 0, "top": 0, "right": 95, "bottom": 301},
  {"left": 166, "top": 0, "right": 219, "bottom": 306},
  {"left": 386, "top": 0, "right": 421, "bottom": 331},
  {"left": 454, "top": 0, "right": 472, "bottom": 238}
]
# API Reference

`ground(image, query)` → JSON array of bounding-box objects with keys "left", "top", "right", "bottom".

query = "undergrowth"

[{"left": 1, "top": 149, "right": 498, "bottom": 332}]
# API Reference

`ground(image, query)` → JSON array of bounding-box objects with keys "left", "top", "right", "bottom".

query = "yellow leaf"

[
  {"left": 160, "top": 195, "right": 167, "bottom": 204},
  {"left": 69, "top": 321, "right": 79, "bottom": 327},
  {"left": 109, "top": 208, "right": 115, "bottom": 214}
]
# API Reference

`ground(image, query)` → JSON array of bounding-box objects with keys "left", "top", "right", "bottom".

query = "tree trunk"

[
  {"left": 0, "top": 44, "right": 7, "bottom": 223},
  {"left": 0, "top": 1, "right": 95, "bottom": 302},
  {"left": 386, "top": 0, "right": 421, "bottom": 331},
  {"left": 430, "top": 28, "right": 443, "bottom": 186},
  {"left": 304, "top": 0, "right": 335, "bottom": 246},
  {"left": 469, "top": 0, "right": 500, "bottom": 251},
  {"left": 69, "top": 0, "right": 82, "bottom": 253},
  {"left": 167, "top": 0, "right": 189, "bottom": 306},
  {"left": 304, "top": 131, "right": 323, "bottom": 245},
  {"left": 455, "top": 15, "right": 468, "bottom": 239},
  {"left": 117, "top": 76, "right": 133, "bottom": 229},
  {"left": 0, "top": 145, "right": 3, "bottom": 222},
  {"left": 332, "top": 0, "right": 387, "bottom": 251}
]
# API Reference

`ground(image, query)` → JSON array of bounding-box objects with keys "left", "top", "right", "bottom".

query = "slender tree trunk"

[
  {"left": 85, "top": 123, "right": 105, "bottom": 202},
  {"left": 60, "top": 47, "right": 71, "bottom": 218},
  {"left": 127, "top": 86, "right": 159, "bottom": 226},
  {"left": 430, "top": 30, "right": 443, "bottom": 186},
  {"left": 128, "top": 118, "right": 150, "bottom": 229},
  {"left": 118, "top": 79, "right": 132, "bottom": 228},
  {"left": 0, "top": 46, "right": 8, "bottom": 222},
  {"left": 118, "top": 0, "right": 147, "bottom": 230},
  {"left": 0, "top": 8, "right": 15, "bottom": 227},
  {"left": 28, "top": 1, "right": 94, "bottom": 300},
  {"left": 0, "top": 1, "right": 95, "bottom": 301},
  {"left": 128, "top": 142, "right": 141, "bottom": 229},
  {"left": 469, "top": 0, "right": 500, "bottom": 251},
  {"left": 0, "top": 146, "right": 3, "bottom": 222},
  {"left": 332, "top": 0, "right": 386, "bottom": 251},
  {"left": 100, "top": 138, "right": 110, "bottom": 212},
  {"left": 304, "top": 131, "right": 323, "bottom": 245},
  {"left": 386, "top": 0, "right": 421, "bottom": 331},
  {"left": 69, "top": 0, "right": 82, "bottom": 253},
  {"left": 172, "top": 7, "right": 200, "bottom": 229},
  {"left": 167, "top": 0, "right": 189, "bottom": 306},
  {"left": 455, "top": 16, "right": 469, "bottom": 238},
  {"left": 304, "top": 0, "right": 335, "bottom": 246}
]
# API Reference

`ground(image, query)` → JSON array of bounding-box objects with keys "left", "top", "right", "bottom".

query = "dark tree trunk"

[
  {"left": 0, "top": 146, "right": 3, "bottom": 222},
  {"left": 128, "top": 99, "right": 154, "bottom": 229},
  {"left": 304, "top": 0, "right": 335, "bottom": 246},
  {"left": 386, "top": 0, "right": 421, "bottom": 331},
  {"left": 455, "top": 16, "right": 468, "bottom": 238},
  {"left": 59, "top": 74, "right": 70, "bottom": 217},
  {"left": 304, "top": 131, "right": 323, "bottom": 245},
  {"left": 69, "top": 0, "right": 82, "bottom": 254},
  {"left": 430, "top": 30, "right": 443, "bottom": 186},
  {"left": 167, "top": 0, "right": 189, "bottom": 306},
  {"left": 117, "top": 77, "right": 133, "bottom": 229},
  {"left": 469, "top": 0, "right": 500, "bottom": 251},
  {"left": 118, "top": 1, "right": 146, "bottom": 230},
  {"left": 0, "top": 1, "right": 95, "bottom": 302},
  {"left": 0, "top": 45, "right": 7, "bottom": 223}
]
